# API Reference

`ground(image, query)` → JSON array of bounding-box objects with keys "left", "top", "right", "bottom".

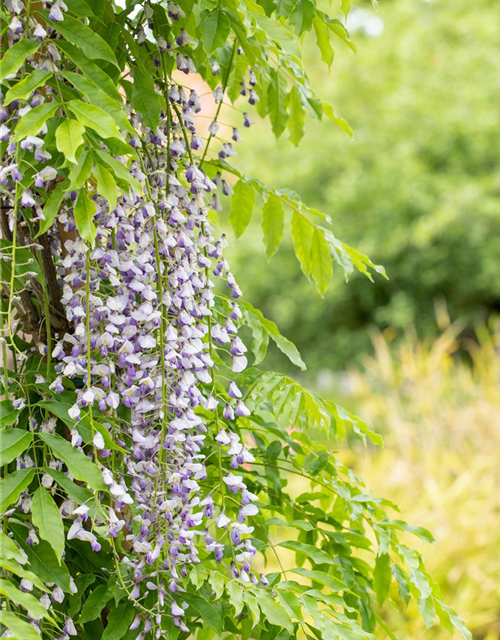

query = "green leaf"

[
  {"left": 102, "top": 604, "right": 136, "bottom": 640},
  {"left": 289, "top": 0, "right": 316, "bottom": 34},
  {"left": 268, "top": 69, "right": 289, "bottom": 139},
  {"left": 240, "top": 300, "right": 306, "bottom": 369},
  {"left": 68, "top": 575, "right": 95, "bottom": 619},
  {"left": 67, "top": 99, "right": 122, "bottom": 140},
  {"left": 45, "top": 468, "right": 116, "bottom": 517},
  {"left": 0, "top": 611, "right": 41, "bottom": 640},
  {"left": 103, "top": 136, "right": 138, "bottom": 159},
  {"left": 200, "top": 10, "right": 231, "bottom": 55},
  {"left": 419, "top": 596, "right": 436, "bottom": 629},
  {"left": 94, "top": 150, "right": 142, "bottom": 194},
  {"left": 44, "top": 468, "right": 94, "bottom": 506},
  {"left": 267, "top": 517, "right": 314, "bottom": 531},
  {"left": 66, "top": 0, "right": 97, "bottom": 17},
  {"left": 396, "top": 544, "right": 420, "bottom": 570},
  {"left": 291, "top": 211, "right": 314, "bottom": 277},
  {"left": 79, "top": 584, "right": 113, "bottom": 624},
  {"left": 410, "top": 568, "right": 432, "bottom": 600},
  {"left": 56, "top": 118, "right": 86, "bottom": 164},
  {"left": 0, "top": 400, "right": 20, "bottom": 428},
  {"left": 341, "top": 0, "right": 351, "bottom": 18},
  {"left": 37, "top": 181, "right": 69, "bottom": 236},
  {"left": 0, "top": 468, "right": 35, "bottom": 513},
  {"left": 0, "top": 39, "right": 39, "bottom": 82},
  {"left": 208, "top": 571, "right": 225, "bottom": 600},
  {"left": 279, "top": 540, "right": 335, "bottom": 565},
  {"left": 310, "top": 228, "right": 333, "bottom": 296},
  {"left": 278, "top": 588, "right": 303, "bottom": 620},
  {"left": 229, "top": 180, "right": 256, "bottom": 238},
  {"left": 373, "top": 553, "right": 392, "bottom": 606},
  {"left": 39, "top": 401, "right": 126, "bottom": 455},
  {"left": 69, "top": 151, "right": 93, "bottom": 190},
  {"left": 74, "top": 186, "right": 97, "bottom": 245},
  {"left": 339, "top": 241, "right": 387, "bottom": 282},
  {"left": 379, "top": 520, "right": 435, "bottom": 544},
  {"left": 393, "top": 565, "right": 411, "bottom": 605},
  {"left": 253, "top": 590, "right": 293, "bottom": 633},
  {"left": 287, "top": 85, "right": 306, "bottom": 147},
  {"left": 227, "top": 581, "right": 244, "bottom": 616},
  {"left": 4, "top": 70, "right": 52, "bottom": 105},
  {"left": 94, "top": 162, "right": 118, "bottom": 210},
  {"left": 327, "top": 401, "right": 382, "bottom": 444},
  {"left": 262, "top": 193, "right": 285, "bottom": 259},
  {"left": 0, "top": 578, "right": 53, "bottom": 620},
  {"left": 31, "top": 487, "right": 65, "bottom": 562},
  {"left": 190, "top": 563, "right": 208, "bottom": 589},
  {"left": 107, "top": 579, "right": 125, "bottom": 607},
  {"left": 39, "top": 433, "right": 105, "bottom": 491},
  {"left": 0, "top": 429, "right": 32, "bottom": 467},
  {"left": 83, "top": 0, "right": 106, "bottom": 18},
  {"left": 246, "top": 316, "right": 269, "bottom": 364},
  {"left": 0, "top": 532, "right": 26, "bottom": 563},
  {"left": 61, "top": 71, "right": 134, "bottom": 135},
  {"left": 11, "top": 527, "right": 71, "bottom": 592},
  {"left": 322, "top": 101, "right": 353, "bottom": 137},
  {"left": 290, "top": 568, "right": 347, "bottom": 591},
  {"left": 92, "top": 416, "right": 126, "bottom": 453},
  {"left": 320, "top": 13, "right": 357, "bottom": 53},
  {"left": 435, "top": 600, "right": 472, "bottom": 640},
  {"left": 277, "top": 0, "right": 296, "bottom": 18},
  {"left": 255, "top": 14, "right": 301, "bottom": 59},
  {"left": 0, "top": 240, "right": 43, "bottom": 288},
  {"left": 227, "top": 52, "right": 248, "bottom": 103},
  {"left": 183, "top": 593, "right": 223, "bottom": 635},
  {"left": 13, "top": 102, "right": 59, "bottom": 142},
  {"left": 55, "top": 41, "right": 123, "bottom": 104},
  {"left": 313, "top": 16, "right": 334, "bottom": 69},
  {"left": 130, "top": 66, "right": 165, "bottom": 131},
  {"left": 245, "top": 591, "right": 261, "bottom": 626},
  {"left": 0, "top": 557, "right": 47, "bottom": 592},
  {"left": 47, "top": 12, "right": 120, "bottom": 68},
  {"left": 200, "top": 0, "right": 217, "bottom": 9}
]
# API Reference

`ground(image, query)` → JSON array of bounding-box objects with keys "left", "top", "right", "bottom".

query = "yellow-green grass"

[{"left": 339, "top": 317, "right": 500, "bottom": 638}]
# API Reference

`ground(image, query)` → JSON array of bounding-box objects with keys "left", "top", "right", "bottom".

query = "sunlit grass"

[
  {"left": 250, "top": 311, "right": 500, "bottom": 638},
  {"left": 336, "top": 312, "right": 500, "bottom": 638}
]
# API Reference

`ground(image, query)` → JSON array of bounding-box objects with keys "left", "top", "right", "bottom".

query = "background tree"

[{"left": 227, "top": 0, "right": 500, "bottom": 374}]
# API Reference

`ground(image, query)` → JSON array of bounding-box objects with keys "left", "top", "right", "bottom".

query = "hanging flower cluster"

[{"left": 51, "top": 86, "right": 262, "bottom": 598}]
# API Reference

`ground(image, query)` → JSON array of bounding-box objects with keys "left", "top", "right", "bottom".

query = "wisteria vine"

[
  {"left": 0, "top": 1, "right": 472, "bottom": 639},
  {"left": 2, "top": 3, "right": 265, "bottom": 633}
]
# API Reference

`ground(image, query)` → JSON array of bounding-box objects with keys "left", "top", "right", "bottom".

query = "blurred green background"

[
  {"left": 223, "top": 0, "right": 500, "bottom": 637},
  {"left": 226, "top": 0, "right": 500, "bottom": 375}
]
